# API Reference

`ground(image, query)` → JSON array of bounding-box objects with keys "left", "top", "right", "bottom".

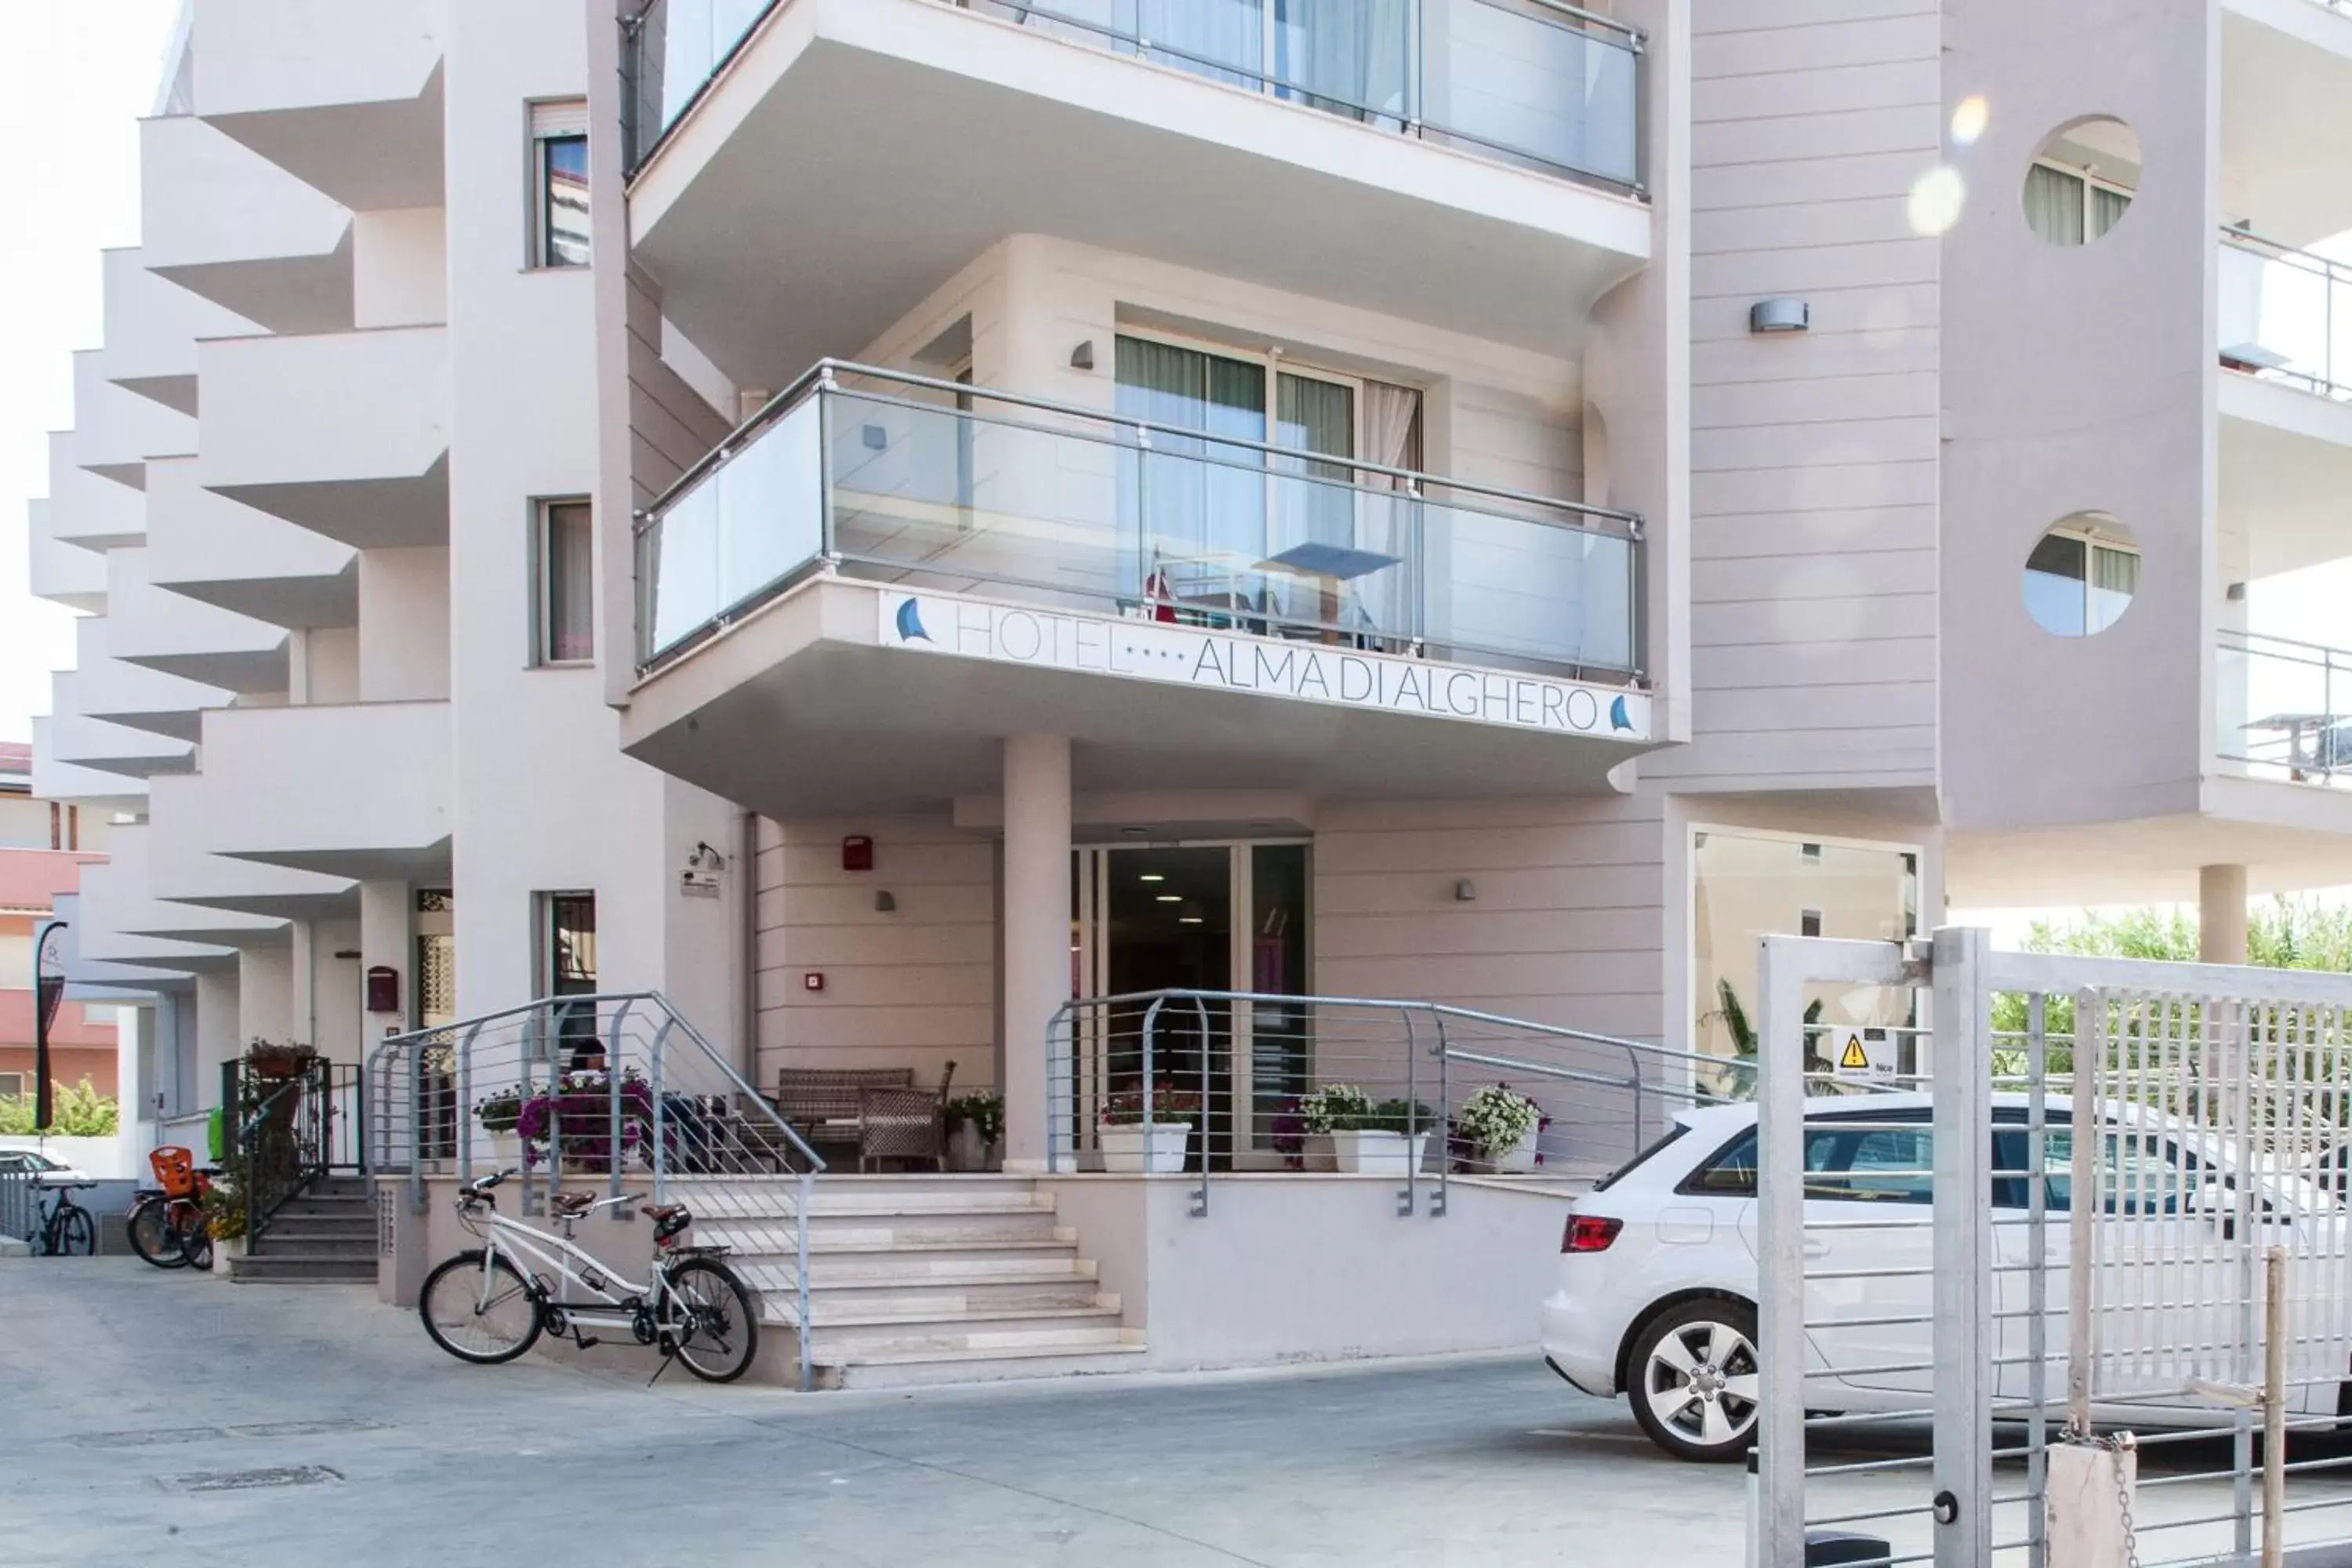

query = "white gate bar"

[
  {"left": 1931, "top": 927, "right": 1994, "bottom": 1568},
  {"left": 1755, "top": 933, "right": 1915, "bottom": 1568},
  {"left": 1988, "top": 950, "right": 2352, "bottom": 1007}
]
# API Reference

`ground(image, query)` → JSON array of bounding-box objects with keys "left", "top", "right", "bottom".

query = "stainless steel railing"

[
  {"left": 366, "top": 992, "right": 828, "bottom": 1389},
  {"left": 623, "top": 0, "right": 1646, "bottom": 195},
  {"left": 2216, "top": 628, "right": 2352, "bottom": 790},
  {"left": 633, "top": 360, "right": 1644, "bottom": 684},
  {"left": 2219, "top": 227, "right": 2352, "bottom": 404},
  {"left": 1043, "top": 986, "right": 1740, "bottom": 1218}
]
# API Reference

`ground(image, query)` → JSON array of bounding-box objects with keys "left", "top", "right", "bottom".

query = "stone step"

[
  {"left": 817, "top": 1336, "right": 1150, "bottom": 1390},
  {"left": 770, "top": 1281, "right": 1112, "bottom": 1321},
  {"left": 252, "top": 1240, "right": 376, "bottom": 1261},
  {"left": 731, "top": 1255, "right": 1097, "bottom": 1294},
  {"left": 693, "top": 1214, "right": 1064, "bottom": 1250},
  {"left": 263, "top": 1214, "right": 376, "bottom": 1239},
  {"left": 230, "top": 1253, "right": 377, "bottom": 1283},
  {"left": 786, "top": 1302, "right": 1125, "bottom": 1342}
]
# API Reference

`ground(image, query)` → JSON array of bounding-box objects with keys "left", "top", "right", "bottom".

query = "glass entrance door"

[{"left": 1073, "top": 841, "right": 1311, "bottom": 1167}]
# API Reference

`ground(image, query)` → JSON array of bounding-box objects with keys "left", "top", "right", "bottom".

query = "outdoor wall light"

[
  {"left": 1071, "top": 339, "right": 1097, "bottom": 371},
  {"left": 1749, "top": 298, "right": 1810, "bottom": 334},
  {"left": 874, "top": 890, "right": 897, "bottom": 913},
  {"left": 861, "top": 424, "right": 888, "bottom": 450},
  {"left": 1455, "top": 880, "right": 1477, "bottom": 902}
]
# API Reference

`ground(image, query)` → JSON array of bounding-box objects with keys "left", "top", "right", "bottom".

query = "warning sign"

[{"left": 1827, "top": 1027, "right": 1897, "bottom": 1086}]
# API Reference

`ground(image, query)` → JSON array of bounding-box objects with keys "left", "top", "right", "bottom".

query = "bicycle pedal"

[{"left": 575, "top": 1335, "right": 601, "bottom": 1350}]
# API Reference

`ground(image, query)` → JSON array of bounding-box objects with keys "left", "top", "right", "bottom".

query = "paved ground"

[
  {"left": 3, "top": 1258, "right": 1740, "bottom": 1567},
  {"left": 11, "top": 1259, "right": 2352, "bottom": 1566}
]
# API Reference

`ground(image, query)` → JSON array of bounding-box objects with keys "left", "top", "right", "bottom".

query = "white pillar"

[
  {"left": 2199, "top": 864, "right": 2249, "bottom": 966},
  {"left": 359, "top": 880, "right": 413, "bottom": 1045},
  {"left": 1001, "top": 734, "right": 1071, "bottom": 1171}
]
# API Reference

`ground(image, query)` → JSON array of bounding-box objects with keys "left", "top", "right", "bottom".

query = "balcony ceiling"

[
  {"left": 202, "top": 66, "right": 445, "bottom": 212},
  {"left": 630, "top": 0, "right": 1651, "bottom": 395},
  {"left": 2222, "top": 3, "right": 2352, "bottom": 244},
  {"left": 2220, "top": 375, "right": 2352, "bottom": 579}
]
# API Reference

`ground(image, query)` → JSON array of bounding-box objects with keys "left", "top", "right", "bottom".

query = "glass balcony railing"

[
  {"left": 624, "top": 0, "right": 1643, "bottom": 194},
  {"left": 2216, "top": 630, "right": 2352, "bottom": 789},
  {"left": 634, "top": 362, "right": 1645, "bottom": 691},
  {"left": 2218, "top": 228, "right": 2352, "bottom": 404}
]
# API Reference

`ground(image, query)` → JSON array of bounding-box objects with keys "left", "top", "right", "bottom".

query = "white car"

[
  {"left": 0, "top": 1149, "right": 93, "bottom": 1185},
  {"left": 1540, "top": 1093, "right": 2347, "bottom": 1462}
]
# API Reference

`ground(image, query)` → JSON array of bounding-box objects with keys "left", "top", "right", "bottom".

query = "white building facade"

[{"left": 27, "top": 0, "right": 2352, "bottom": 1374}]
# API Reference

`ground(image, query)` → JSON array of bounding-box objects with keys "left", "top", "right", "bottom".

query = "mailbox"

[
  {"left": 842, "top": 835, "right": 874, "bottom": 872},
  {"left": 366, "top": 965, "right": 400, "bottom": 1014}
]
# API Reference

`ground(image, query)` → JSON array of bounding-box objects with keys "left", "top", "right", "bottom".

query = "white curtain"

[
  {"left": 1355, "top": 382, "right": 1421, "bottom": 645},
  {"left": 1276, "top": 0, "right": 1410, "bottom": 122},
  {"left": 1132, "top": 0, "right": 1263, "bottom": 85},
  {"left": 2024, "top": 165, "right": 2087, "bottom": 247}
]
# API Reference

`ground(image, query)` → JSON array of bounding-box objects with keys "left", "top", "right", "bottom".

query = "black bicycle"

[{"left": 31, "top": 1181, "right": 98, "bottom": 1257}]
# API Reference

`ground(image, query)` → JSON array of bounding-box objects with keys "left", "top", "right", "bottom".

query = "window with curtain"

[
  {"left": 1116, "top": 336, "right": 1268, "bottom": 597},
  {"left": 536, "top": 500, "right": 594, "bottom": 663},
  {"left": 2024, "top": 528, "right": 2139, "bottom": 637},
  {"left": 531, "top": 100, "right": 590, "bottom": 269},
  {"left": 2024, "top": 162, "right": 2132, "bottom": 248},
  {"left": 1130, "top": 0, "right": 1264, "bottom": 86},
  {"left": 1274, "top": 0, "right": 1410, "bottom": 124}
]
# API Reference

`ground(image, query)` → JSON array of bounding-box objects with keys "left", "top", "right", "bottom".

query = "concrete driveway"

[{"left": 2, "top": 1258, "right": 1737, "bottom": 1567}]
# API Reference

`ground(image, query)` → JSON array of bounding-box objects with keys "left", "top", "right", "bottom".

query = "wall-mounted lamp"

[
  {"left": 1454, "top": 880, "right": 1478, "bottom": 902},
  {"left": 1749, "top": 298, "right": 1810, "bottom": 334},
  {"left": 861, "top": 423, "right": 889, "bottom": 451},
  {"left": 2226, "top": 582, "right": 2248, "bottom": 602},
  {"left": 1070, "top": 339, "right": 1097, "bottom": 371},
  {"left": 874, "top": 890, "right": 897, "bottom": 913}
]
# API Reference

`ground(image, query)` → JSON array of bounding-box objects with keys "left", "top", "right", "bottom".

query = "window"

[
  {"left": 539, "top": 893, "right": 600, "bottom": 1068},
  {"left": 530, "top": 101, "right": 590, "bottom": 269},
  {"left": 1681, "top": 1111, "right": 1935, "bottom": 1203},
  {"left": 1799, "top": 909, "right": 1823, "bottom": 939},
  {"left": 2024, "top": 519, "right": 2139, "bottom": 637},
  {"left": 0, "top": 1073, "right": 23, "bottom": 1100},
  {"left": 534, "top": 499, "right": 594, "bottom": 663},
  {"left": 1592, "top": 1123, "right": 1689, "bottom": 1193},
  {"left": 2024, "top": 161, "right": 2132, "bottom": 247}
]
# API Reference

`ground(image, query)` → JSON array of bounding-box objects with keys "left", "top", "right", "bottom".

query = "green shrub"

[{"left": 0, "top": 1078, "right": 120, "bottom": 1137}]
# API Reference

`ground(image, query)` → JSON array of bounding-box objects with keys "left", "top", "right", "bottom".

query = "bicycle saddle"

[
  {"left": 641, "top": 1203, "right": 688, "bottom": 1223},
  {"left": 550, "top": 1190, "right": 600, "bottom": 1217}
]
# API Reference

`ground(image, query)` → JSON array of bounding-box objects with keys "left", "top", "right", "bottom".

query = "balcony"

[
  {"left": 2217, "top": 230, "right": 2352, "bottom": 579},
  {"left": 147, "top": 775, "right": 358, "bottom": 920},
  {"left": 191, "top": 0, "right": 445, "bottom": 211},
  {"left": 27, "top": 500, "right": 106, "bottom": 614},
  {"left": 103, "top": 549, "right": 289, "bottom": 695},
  {"left": 71, "top": 617, "right": 231, "bottom": 743},
  {"left": 2223, "top": 2, "right": 2352, "bottom": 244},
  {"left": 2218, "top": 630, "right": 2352, "bottom": 793},
  {"left": 99, "top": 249, "right": 258, "bottom": 417},
  {"left": 625, "top": 363, "right": 1650, "bottom": 814},
  {"left": 146, "top": 456, "right": 358, "bottom": 630},
  {"left": 82, "top": 823, "right": 288, "bottom": 953},
  {"left": 44, "top": 434, "right": 145, "bottom": 552},
  {"left": 2220, "top": 229, "right": 2351, "bottom": 405},
  {"left": 139, "top": 114, "right": 354, "bottom": 336},
  {"left": 190, "top": 701, "right": 452, "bottom": 880},
  {"left": 197, "top": 326, "right": 449, "bottom": 550},
  {"left": 72, "top": 350, "right": 194, "bottom": 489},
  {"left": 44, "top": 676, "right": 195, "bottom": 780},
  {"left": 624, "top": 0, "right": 1652, "bottom": 393}
]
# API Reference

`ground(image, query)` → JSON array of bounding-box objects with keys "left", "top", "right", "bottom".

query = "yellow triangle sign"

[{"left": 1838, "top": 1035, "right": 1871, "bottom": 1072}]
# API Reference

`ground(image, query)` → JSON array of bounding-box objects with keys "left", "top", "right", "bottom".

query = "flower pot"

[
  {"left": 1097, "top": 1121, "right": 1191, "bottom": 1174},
  {"left": 1301, "top": 1134, "right": 1341, "bottom": 1174},
  {"left": 245, "top": 1051, "right": 310, "bottom": 1081},
  {"left": 482, "top": 1130, "right": 522, "bottom": 1172},
  {"left": 947, "top": 1122, "right": 988, "bottom": 1172},
  {"left": 1490, "top": 1131, "right": 1539, "bottom": 1174},
  {"left": 1327, "top": 1129, "right": 1431, "bottom": 1177},
  {"left": 210, "top": 1235, "right": 245, "bottom": 1276}
]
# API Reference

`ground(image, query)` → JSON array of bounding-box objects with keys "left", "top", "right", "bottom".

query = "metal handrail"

[
  {"left": 625, "top": 0, "right": 1646, "bottom": 187},
  {"left": 637, "top": 358, "right": 1642, "bottom": 535}
]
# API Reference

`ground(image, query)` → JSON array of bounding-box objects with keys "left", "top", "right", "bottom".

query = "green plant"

[
  {"left": 1299, "top": 1084, "right": 1377, "bottom": 1134},
  {"left": 474, "top": 1089, "right": 524, "bottom": 1135},
  {"left": 1370, "top": 1098, "right": 1436, "bottom": 1134},
  {"left": 1100, "top": 1085, "right": 1202, "bottom": 1126},
  {"left": 1457, "top": 1084, "right": 1541, "bottom": 1157},
  {"left": 0, "top": 1078, "right": 119, "bottom": 1136},
  {"left": 946, "top": 1092, "right": 1004, "bottom": 1145},
  {"left": 202, "top": 1177, "right": 246, "bottom": 1242}
]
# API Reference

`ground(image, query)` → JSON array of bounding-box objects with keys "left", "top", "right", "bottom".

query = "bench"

[{"left": 773, "top": 1065, "right": 957, "bottom": 1171}]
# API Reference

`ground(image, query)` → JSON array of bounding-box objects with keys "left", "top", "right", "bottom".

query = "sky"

[{"left": 0, "top": 0, "right": 179, "bottom": 746}]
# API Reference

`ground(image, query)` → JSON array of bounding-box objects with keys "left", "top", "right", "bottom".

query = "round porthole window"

[
  {"left": 2024, "top": 117, "right": 2140, "bottom": 247},
  {"left": 2024, "top": 514, "right": 2138, "bottom": 637}
]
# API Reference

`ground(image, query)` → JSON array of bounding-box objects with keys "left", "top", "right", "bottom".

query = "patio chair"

[
  {"left": 774, "top": 1066, "right": 915, "bottom": 1164},
  {"left": 856, "top": 1060, "right": 957, "bottom": 1173}
]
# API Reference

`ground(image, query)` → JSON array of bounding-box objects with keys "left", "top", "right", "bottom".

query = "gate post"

[
  {"left": 1755, "top": 935, "right": 1811, "bottom": 1566},
  {"left": 1931, "top": 927, "right": 1994, "bottom": 1568}
]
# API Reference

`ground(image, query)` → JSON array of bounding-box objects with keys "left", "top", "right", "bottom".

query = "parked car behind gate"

[{"left": 1540, "top": 1093, "right": 2347, "bottom": 1462}]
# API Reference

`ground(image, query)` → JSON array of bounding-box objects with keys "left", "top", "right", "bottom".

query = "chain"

[{"left": 2062, "top": 1422, "right": 2141, "bottom": 1568}]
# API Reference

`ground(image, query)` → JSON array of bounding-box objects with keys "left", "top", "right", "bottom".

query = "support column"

[
  {"left": 1000, "top": 735, "right": 1070, "bottom": 1171},
  {"left": 2199, "top": 864, "right": 2249, "bottom": 966},
  {"left": 359, "top": 880, "right": 414, "bottom": 1047}
]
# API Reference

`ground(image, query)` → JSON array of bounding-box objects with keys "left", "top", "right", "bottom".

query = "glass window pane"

[
  {"left": 2089, "top": 183, "right": 2132, "bottom": 240},
  {"left": 542, "top": 135, "right": 590, "bottom": 267},
  {"left": 2024, "top": 532, "right": 2089, "bottom": 637},
  {"left": 543, "top": 503, "right": 594, "bottom": 662},
  {"left": 2024, "top": 164, "right": 2088, "bottom": 246}
]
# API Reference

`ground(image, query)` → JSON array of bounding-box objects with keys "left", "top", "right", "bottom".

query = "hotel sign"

[{"left": 880, "top": 592, "right": 1649, "bottom": 742}]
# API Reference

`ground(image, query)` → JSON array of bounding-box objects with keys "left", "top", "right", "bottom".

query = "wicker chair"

[{"left": 855, "top": 1061, "right": 956, "bottom": 1173}]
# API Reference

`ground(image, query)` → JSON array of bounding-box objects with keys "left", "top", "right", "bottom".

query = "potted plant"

[
  {"left": 1458, "top": 1083, "right": 1543, "bottom": 1174},
  {"left": 515, "top": 1069, "right": 655, "bottom": 1174},
  {"left": 475, "top": 1087, "right": 524, "bottom": 1170},
  {"left": 1097, "top": 1084, "right": 1200, "bottom": 1173},
  {"left": 946, "top": 1091, "right": 1005, "bottom": 1172},
  {"left": 1301, "top": 1085, "right": 1434, "bottom": 1176},
  {"left": 202, "top": 1178, "right": 245, "bottom": 1275},
  {"left": 242, "top": 1038, "right": 317, "bottom": 1081}
]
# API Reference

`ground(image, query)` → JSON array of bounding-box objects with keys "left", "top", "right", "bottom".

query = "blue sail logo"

[
  {"left": 1610, "top": 695, "right": 1634, "bottom": 732},
  {"left": 894, "top": 597, "right": 931, "bottom": 643}
]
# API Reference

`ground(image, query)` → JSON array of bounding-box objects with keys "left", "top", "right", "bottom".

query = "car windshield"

[{"left": 1591, "top": 1123, "right": 1689, "bottom": 1193}]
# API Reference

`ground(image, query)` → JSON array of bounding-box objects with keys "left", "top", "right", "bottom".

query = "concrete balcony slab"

[
  {"left": 102, "top": 549, "right": 290, "bottom": 695},
  {"left": 193, "top": 701, "right": 452, "bottom": 880},
  {"left": 139, "top": 114, "right": 354, "bottom": 336}
]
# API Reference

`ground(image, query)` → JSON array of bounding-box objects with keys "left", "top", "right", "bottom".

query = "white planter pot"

[
  {"left": 1327, "top": 1129, "right": 1432, "bottom": 1177},
  {"left": 1301, "top": 1134, "right": 1340, "bottom": 1174},
  {"left": 484, "top": 1131, "right": 522, "bottom": 1172},
  {"left": 1097, "top": 1122, "right": 1191, "bottom": 1174},
  {"left": 1490, "top": 1131, "right": 1539, "bottom": 1174},
  {"left": 210, "top": 1235, "right": 245, "bottom": 1276}
]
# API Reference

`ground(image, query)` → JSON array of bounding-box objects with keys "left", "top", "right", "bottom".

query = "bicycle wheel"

[
  {"left": 419, "top": 1250, "right": 543, "bottom": 1365},
  {"left": 128, "top": 1198, "right": 190, "bottom": 1269},
  {"left": 665, "top": 1258, "right": 759, "bottom": 1384},
  {"left": 53, "top": 1203, "right": 96, "bottom": 1258},
  {"left": 177, "top": 1205, "right": 214, "bottom": 1271}
]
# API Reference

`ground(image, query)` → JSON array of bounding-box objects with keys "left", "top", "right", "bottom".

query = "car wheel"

[{"left": 1628, "top": 1298, "right": 1762, "bottom": 1463}]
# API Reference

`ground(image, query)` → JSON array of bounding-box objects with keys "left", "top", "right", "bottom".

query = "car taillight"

[{"left": 1563, "top": 1214, "right": 1623, "bottom": 1254}]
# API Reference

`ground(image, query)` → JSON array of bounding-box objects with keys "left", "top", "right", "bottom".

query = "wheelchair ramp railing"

[
  {"left": 1045, "top": 987, "right": 1729, "bottom": 1217},
  {"left": 367, "top": 993, "right": 826, "bottom": 1389}
]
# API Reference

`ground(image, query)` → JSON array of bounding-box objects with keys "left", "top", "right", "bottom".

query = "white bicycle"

[{"left": 418, "top": 1170, "right": 760, "bottom": 1383}]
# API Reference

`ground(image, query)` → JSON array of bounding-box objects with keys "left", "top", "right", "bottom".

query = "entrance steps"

[
  {"left": 665, "top": 1174, "right": 1145, "bottom": 1388},
  {"left": 230, "top": 1175, "right": 376, "bottom": 1284}
]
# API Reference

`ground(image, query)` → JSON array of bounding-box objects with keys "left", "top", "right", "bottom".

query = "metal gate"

[{"left": 1751, "top": 930, "right": 2352, "bottom": 1567}]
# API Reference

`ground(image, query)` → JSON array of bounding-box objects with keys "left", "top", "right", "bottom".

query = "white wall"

[
  {"left": 356, "top": 546, "right": 451, "bottom": 701},
  {"left": 353, "top": 207, "right": 449, "bottom": 329}
]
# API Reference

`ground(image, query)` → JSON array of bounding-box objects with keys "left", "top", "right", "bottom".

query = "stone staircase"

[
  {"left": 229, "top": 1174, "right": 376, "bottom": 1284},
  {"left": 679, "top": 1174, "right": 1145, "bottom": 1389}
]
